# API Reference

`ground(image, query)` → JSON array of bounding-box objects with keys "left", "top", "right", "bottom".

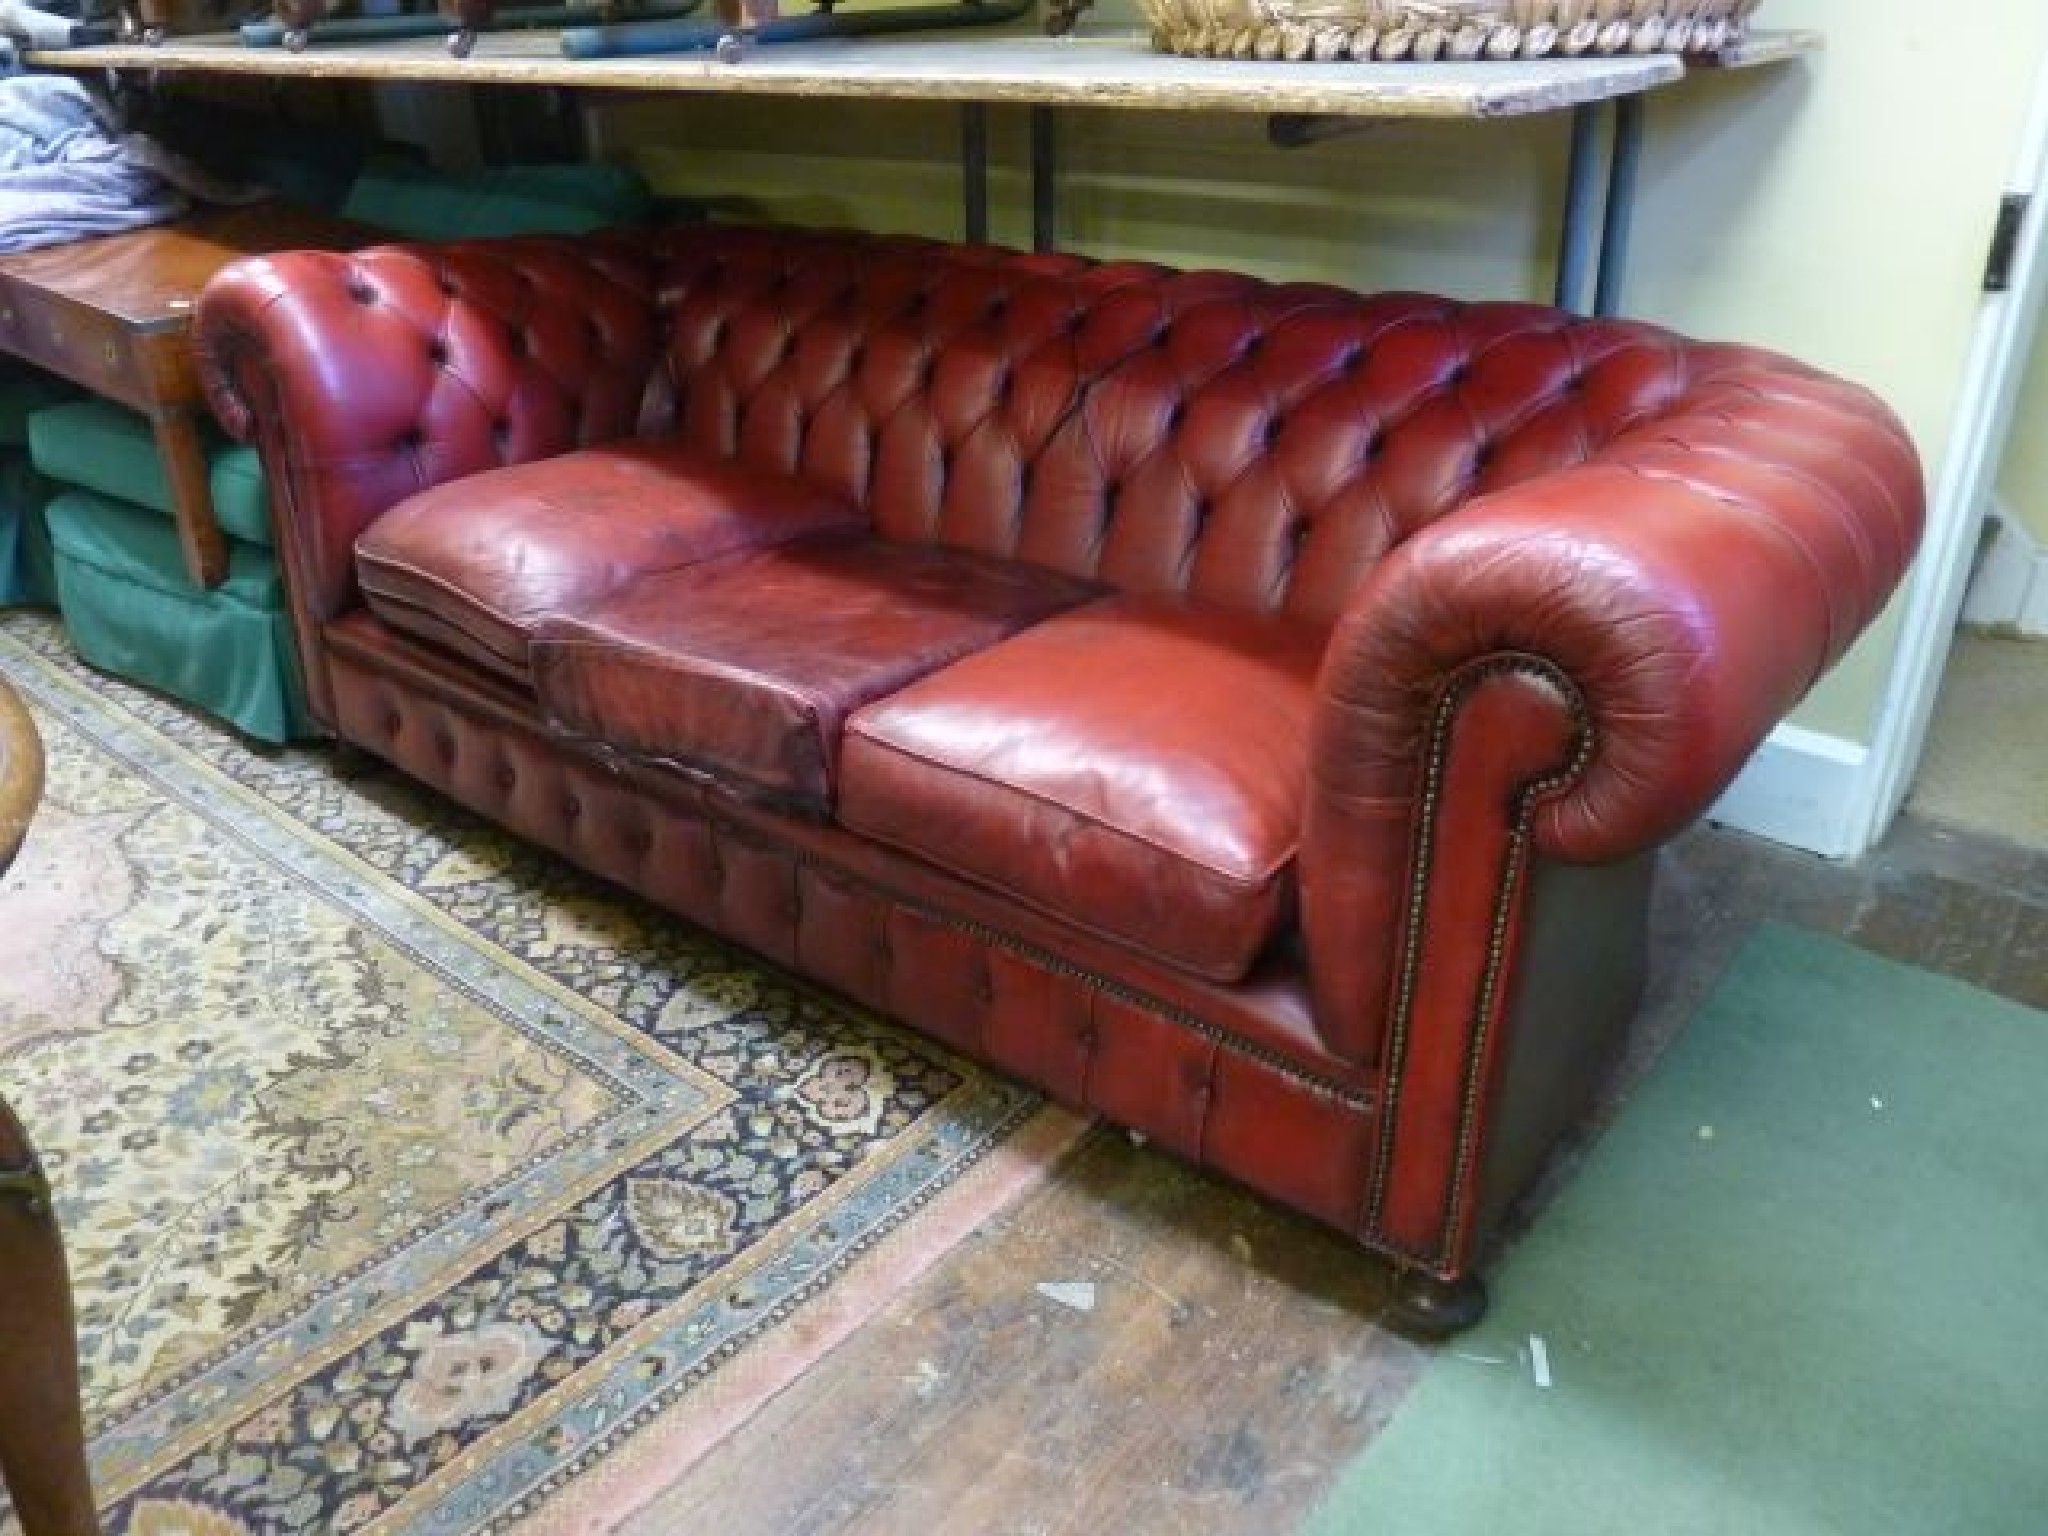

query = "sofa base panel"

[
  {"left": 320, "top": 617, "right": 1655, "bottom": 1304},
  {"left": 323, "top": 634, "right": 1390, "bottom": 1243}
]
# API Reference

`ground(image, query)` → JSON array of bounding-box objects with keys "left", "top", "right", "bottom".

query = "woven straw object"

[{"left": 1141, "top": 0, "right": 1763, "bottom": 63}]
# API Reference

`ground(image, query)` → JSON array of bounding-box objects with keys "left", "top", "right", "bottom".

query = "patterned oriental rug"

[{"left": 0, "top": 614, "right": 1084, "bottom": 1536}]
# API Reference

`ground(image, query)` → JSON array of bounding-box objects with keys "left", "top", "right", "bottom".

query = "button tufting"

[
  {"left": 494, "top": 763, "right": 516, "bottom": 790},
  {"left": 427, "top": 339, "right": 449, "bottom": 366}
]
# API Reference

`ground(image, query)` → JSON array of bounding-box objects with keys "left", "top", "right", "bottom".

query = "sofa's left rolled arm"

[{"left": 197, "top": 233, "right": 665, "bottom": 725}]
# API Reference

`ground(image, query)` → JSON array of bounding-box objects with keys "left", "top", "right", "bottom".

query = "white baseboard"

[
  {"left": 1962, "top": 499, "right": 2048, "bottom": 634},
  {"left": 1707, "top": 724, "right": 1873, "bottom": 860}
]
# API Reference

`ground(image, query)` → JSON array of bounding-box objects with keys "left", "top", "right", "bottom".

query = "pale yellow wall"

[
  {"left": 2000, "top": 330, "right": 2048, "bottom": 543},
  {"left": 595, "top": 0, "right": 2048, "bottom": 743}
]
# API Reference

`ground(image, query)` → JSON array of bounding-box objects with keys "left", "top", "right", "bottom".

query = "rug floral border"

[{"left": 0, "top": 619, "right": 1044, "bottom": 1536}]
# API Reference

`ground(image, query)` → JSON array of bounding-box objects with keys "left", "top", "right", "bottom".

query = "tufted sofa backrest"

[
  {"left": 649, "top": 226, "right": 1723, "bottom": 625},
  {"left": 651, "top": 225, "right": 1178, "bottom": 539},
  {"left": 1019, "top": 284, "right": 1706, "bottom": 626}
]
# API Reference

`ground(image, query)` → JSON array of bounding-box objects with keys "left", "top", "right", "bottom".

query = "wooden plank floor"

[{"left": 617, "top": 809, "right": 2048, "bottom": 1534}]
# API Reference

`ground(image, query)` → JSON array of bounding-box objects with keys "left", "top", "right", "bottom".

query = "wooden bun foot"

[{"left": 1385, "top": 1267, "right": 1489, "bottom": 1339}]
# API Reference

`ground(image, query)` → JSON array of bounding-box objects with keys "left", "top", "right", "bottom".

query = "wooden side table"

[
  {"left": 0, "top": 677, "right": 99, "bottom": 1536},
  {"left": 0, "top": 205, "right": 371, "bottom": 591}
]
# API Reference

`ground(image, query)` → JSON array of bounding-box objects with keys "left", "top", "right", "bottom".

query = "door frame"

[{"left": 1846, "top": 48, "right": 2048, "bottom": 855}]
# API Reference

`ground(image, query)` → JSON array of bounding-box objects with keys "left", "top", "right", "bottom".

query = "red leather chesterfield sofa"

[{"left": 196, "top": 224, "right": 1922, "bottom": 1332}]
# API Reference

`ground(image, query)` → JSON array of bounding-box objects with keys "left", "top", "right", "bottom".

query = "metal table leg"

[
  {"left": 1554, "top": 94, "right": 1649, "bottom": 318},
  {"left": 1554, "top": 101, "right": 1605, "bottom": 314},
  {"left": 1031, "top": 105, "right": 1058, "bottom": 254},
  {"left": 1594, "top": 93, "right": 1646, "bottom": 317},
  {"left": 963, "top": 103, "right": 990, "bottom": 244}
]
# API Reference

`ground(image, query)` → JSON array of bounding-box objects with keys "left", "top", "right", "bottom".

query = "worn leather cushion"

[
  {"left": 531, "top": 538, "right": 1100, "bottom": 813},
  {"left": 355, "top": 439, "right": 864, "bottom": 684},
  {"left": 838, "top": 596, "right": 1326, "bottom": 982}
]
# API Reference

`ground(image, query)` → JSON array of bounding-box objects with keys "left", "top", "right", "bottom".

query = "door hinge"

[{"left": 1985, "top": 194, "right": 2031, "bottom": 293}]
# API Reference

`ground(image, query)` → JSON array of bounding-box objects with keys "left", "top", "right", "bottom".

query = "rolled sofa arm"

[
  {"left": 1300, "top": 356, "right": 1923, "bottom": 1268},
  {"left": 195, "top": 234, "right": 666, "bottom": 697}
]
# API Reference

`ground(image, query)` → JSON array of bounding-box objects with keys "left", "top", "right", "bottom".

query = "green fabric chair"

[
  {"left": 19, "top": 159, "right": 661, "bottom": 742},
  {"left": 27, "top": 401, "right": 305, "bottom": 741},
  {"left": 1, "top": 364, "right": 79, "bottom": 607},
  {"left": 42, "top": 488, "right": 308, "bottom": 745},
  {"left": 28, "top": 399, "right": 275, "bottom": 548}
]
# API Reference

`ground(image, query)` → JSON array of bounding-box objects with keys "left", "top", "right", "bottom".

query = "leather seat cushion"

[
  {"left": 530, "top": 538, "right": 1100, "bottom": 813},
  {"left": 838, "top": 596, "right": 1326, "bottom": 983},
  {"left": 354, "top": 439, "right": 864, "bottom": 684}
]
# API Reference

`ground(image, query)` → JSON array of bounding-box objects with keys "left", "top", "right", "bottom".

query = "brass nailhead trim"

[{"left": 1361, "top": 655, "right": 1593, "bottom": 1269}]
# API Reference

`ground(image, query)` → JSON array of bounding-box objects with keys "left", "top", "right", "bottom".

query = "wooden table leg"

[
  {"left": 0, "top": 1101, "right": 99, "bottom": 1536},
  {"left": 152, "top": 410, "right": 228, "bottom": 591}
]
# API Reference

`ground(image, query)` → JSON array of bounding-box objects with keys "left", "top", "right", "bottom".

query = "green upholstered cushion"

[
  {"left": 44, "top": 489, "right": 308, "bottom": 743},
  {"left": 0, "top": 364, "right": 81, "bottom": 450},
  {"left": 341, "top": 157, "right": 653, "bottom": 239},
  {"left": 26, "top": 400, "right": 274, "bottom": 549},
  {"left": 0, "top": 453, "right": 56, "bottom": 607}
]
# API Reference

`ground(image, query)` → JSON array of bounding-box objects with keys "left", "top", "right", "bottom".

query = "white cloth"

[{"left": 0, "top": 75, "right": 189, "bottom": 252}]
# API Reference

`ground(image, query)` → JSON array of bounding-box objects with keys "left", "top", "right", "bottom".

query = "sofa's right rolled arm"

[
  {"left": 1303, "top": 359, "right": 1925, "bottom": 1061},
  {"left": 1298, "top": 358, "right": 1923, "bottom": 1276}
]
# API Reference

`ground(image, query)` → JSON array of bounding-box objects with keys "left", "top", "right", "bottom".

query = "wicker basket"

[{"left": 1140, "top": 0, "right": 1763, "bottom": 63}]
